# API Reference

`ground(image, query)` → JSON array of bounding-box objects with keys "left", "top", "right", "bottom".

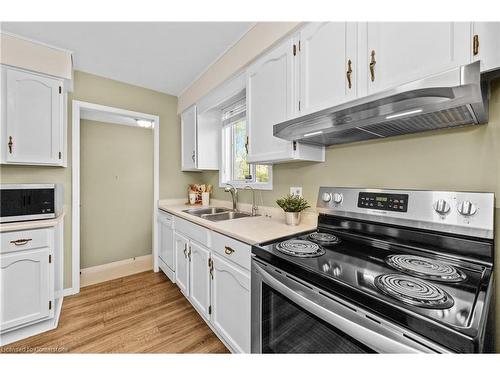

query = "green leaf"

[{"left": 276, "top": 194, "right": 310, "bottom": 212}]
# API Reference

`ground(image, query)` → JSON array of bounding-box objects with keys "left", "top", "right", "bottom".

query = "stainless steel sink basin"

[
  {"left": 203, "top": 211, "right": 257, "bottom": 222},
  {"left": 182, "top": 207, "right": 231, "bottom": 217}
]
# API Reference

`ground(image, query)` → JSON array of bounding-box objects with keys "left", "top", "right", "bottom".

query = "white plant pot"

[{"left": 285, "top": 212, "right": 301, "bottom": 226}]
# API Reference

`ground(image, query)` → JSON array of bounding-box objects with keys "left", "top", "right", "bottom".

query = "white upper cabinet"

[
  {"left": 246, "top": 37, "right": 324, "bottom": 164},
  {"left": 1, "top": 66, "right": 65, "bottom": 166},
  {"left": 299, "top": 22, "right": 358, "bottom": 115},
  {"left": 472, "top": 22, "right": 500, "bottom": 73},
  {"left": 363, "top": 23, "right": 471, "bottom": 95},
  {"left": 180, "top": 104, "right": 219, "bottom": 171},
  {"left": 180, "top": 105, "right": 198, "bottom": 171}
]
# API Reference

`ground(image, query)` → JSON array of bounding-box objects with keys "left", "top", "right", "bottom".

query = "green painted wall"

[
  {"left": 0, "top": 70, "right": 199, "bottom": 288},
  {"left": 80, "top": 120, "right": 153, "bottom": 268},
  {"left": 203, "top": 78, "right": 500, "bottom": 350}
]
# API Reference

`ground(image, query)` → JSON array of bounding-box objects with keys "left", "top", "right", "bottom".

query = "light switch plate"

[{"left": 290, "top": 187, "right": 303, "bottom": 197}]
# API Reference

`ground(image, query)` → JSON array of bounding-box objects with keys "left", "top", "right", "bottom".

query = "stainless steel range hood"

[{"left": 273, "top": 61, "right": 489, "bottom": 146}]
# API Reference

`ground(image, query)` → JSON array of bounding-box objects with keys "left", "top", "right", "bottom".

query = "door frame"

[{"left": 71, "top": 100, "right": 160, "bottom": 295}]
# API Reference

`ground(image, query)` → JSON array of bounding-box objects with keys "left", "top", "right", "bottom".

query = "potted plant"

[{"left": 276, "top": 194, "right": 310, "bottom": 226}]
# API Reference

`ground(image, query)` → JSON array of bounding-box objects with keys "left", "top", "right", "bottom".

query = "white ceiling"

[{"left": 0, "top": 22, "right": 255, "bottom": 96}]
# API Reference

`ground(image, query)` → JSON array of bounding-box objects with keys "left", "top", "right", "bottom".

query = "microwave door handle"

[{"left": 255, "top": 263, "right": 441, "bottom": 353}]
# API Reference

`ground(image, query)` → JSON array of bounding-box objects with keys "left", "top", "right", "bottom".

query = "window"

[{"left": 221, "top": 99, "right": 272, "bottom": 189}]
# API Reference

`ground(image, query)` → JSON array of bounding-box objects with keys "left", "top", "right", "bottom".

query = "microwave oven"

[{"left": 0, "top": 184, "right": 63, "bottom": 223}]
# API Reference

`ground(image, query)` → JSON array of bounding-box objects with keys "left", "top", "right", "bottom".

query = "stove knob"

[
  {"left": 433, "top": 199, "right": 450, "bottom": 215},
  {"left": 457, "top": 200, "right": 477, "bottom": 216},
  {"left": 332, "top": 193, "right": 343, "bottom": 204},
  {"left": 321, "top": 192, "right": 332, "bottom": 202}
]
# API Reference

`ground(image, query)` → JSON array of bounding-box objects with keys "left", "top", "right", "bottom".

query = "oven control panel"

[
  {"left": 316, "top": 187, "right": 495, "bottom": 240},
  {"left": 357, "top": 192, "right": 409, "bottom": 212}
]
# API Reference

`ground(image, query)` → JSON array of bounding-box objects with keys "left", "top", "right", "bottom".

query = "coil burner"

[
  {"left": 308, "top": 232, "right": 341, "bottom": 246},
  {"left": 386, "top": 254, "right": 466, "bottom": 283},
  {"left": 276, "top": 239, "right": 326, "bottom": 258},
  {"left": 375, "top": 274, "right": 454, "bottom": 309}
]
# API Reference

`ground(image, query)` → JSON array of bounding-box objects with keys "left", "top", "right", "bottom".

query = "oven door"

[{"left": 251, "top": 258, "right": 448, "bottom": 353}]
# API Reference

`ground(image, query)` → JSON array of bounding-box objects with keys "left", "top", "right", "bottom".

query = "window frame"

[{"left": 219, "top": 108, "right": 273, "bottom": 191}]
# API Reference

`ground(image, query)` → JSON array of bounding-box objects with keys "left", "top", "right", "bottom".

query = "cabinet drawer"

[
  {"left": 158, "top": 210, "right": 173, "bottom": 225},
  {"left": 174, "top": 217, "right": 210, "bottom": 247},
  {"left": 1, "top": 228, "right": 53, "bottom": 254},
  {"left": 211, "top": 231, "right": 251, "bottom": 270}
]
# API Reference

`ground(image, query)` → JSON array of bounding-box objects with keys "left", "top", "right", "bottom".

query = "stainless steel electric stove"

[{"left": 251, "top": 187, "right": 495, "bottom": 353}]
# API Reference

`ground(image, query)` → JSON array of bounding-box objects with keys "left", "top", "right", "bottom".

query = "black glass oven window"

[{"left": 261, "top": 283, "right": 375, "bottom": 353}]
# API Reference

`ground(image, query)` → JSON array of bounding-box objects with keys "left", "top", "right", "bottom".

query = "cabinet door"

[
  {"left": 472, "top": 22, "right": 500, "bottom": 73},
  {"left": 365, "top": 22, "right": 470, "bottom": 95},
  {"left": 246, "top": 37, "right": 296, "bottom": 163},
  {"left": 158, "top": 215, "right": 174, "bottom": 272},
  {"left": 299, "top": 22, "right": 357, "bottom": 115},
  {"left": 188, "top": 241, "right": 210, "bottom": 319},
  {"left": 0, "top": 247, "right": 52, "bottom": 331},
  {"left": 174, "top": 232, "right": 189, "bottom": 296},
  {"left": 4, "top": 68, "right": 63, "bottom": 165},
  {"left": 211, "top": 253, "right": 250, "bottom": 353},
  {"left": 181, "top": 105, "right": 198, "bottom": 171}
]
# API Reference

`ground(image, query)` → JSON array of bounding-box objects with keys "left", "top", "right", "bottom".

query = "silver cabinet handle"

[{"left": 191, "top": 151, "right": 196, "bottom": 163}]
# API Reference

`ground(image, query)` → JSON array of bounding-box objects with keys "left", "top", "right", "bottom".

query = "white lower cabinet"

[
  {"left": 0, "top": 229, "right": 54, "bottom": 333},
  {"left": 174, "top": 232, "right": 190, "bottom": 296},
  {"left": 210, "top": 253, "right": 251, "bottom": 353},
  {"left": 189, "top": 241, "right": 211, "bottom": 319},
  {"left": 169, "top": 215, "right": 251, "bottom": 353}
]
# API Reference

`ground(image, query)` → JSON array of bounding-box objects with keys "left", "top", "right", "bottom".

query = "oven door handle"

[{"left": 255, "top": 262, "right": 445, "bottom": 353}]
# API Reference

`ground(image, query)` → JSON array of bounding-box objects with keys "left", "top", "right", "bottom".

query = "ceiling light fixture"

[{"left": 136, "top": 119, "right": 153, "bottom": 128}]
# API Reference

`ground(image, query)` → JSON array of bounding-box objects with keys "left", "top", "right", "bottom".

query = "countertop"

[
  {"left": 0, "top": 212, "right": 65, "bottom": 233},
  {"left": 158, "top": 199, "right": 317, "bottom": 245}
]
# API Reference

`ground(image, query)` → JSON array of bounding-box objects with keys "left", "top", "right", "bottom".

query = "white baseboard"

[
  {"left": 63, "top": 288, "right": 74, "bottom": 296},
  {"left": 80, "top": 254, "right": 153, "bottom": 288}
]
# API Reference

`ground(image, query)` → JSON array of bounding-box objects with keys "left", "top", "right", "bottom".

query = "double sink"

[{"left": 182, "top": 207, "right": 257, "bottom": 222}]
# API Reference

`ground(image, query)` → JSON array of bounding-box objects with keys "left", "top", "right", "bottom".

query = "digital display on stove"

[{"left": 358, "top": 192, "right": 409, "bottom": 212}]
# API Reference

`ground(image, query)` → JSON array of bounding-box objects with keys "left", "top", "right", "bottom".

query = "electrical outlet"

[{"left": 290, "top": 187, "right": 303, "bottom": 197}]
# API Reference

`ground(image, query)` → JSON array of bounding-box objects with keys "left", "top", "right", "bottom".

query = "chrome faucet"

[
  {"left": 244, "top": 186, "right": 258, "bottom": 216},
  {"left": 224, "top": 183, "right": 238, "bottom": 211}
]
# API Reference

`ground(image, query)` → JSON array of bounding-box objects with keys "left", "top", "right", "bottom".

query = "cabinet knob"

[
  {"left": 191, "top": 151, "right": 196, "bottom": 163},
  {"left": 8, "top": 136, "right": 13, "bottom": 154},
  {"left": 224, "top": 246, "right": 235, "bottom": 255}
]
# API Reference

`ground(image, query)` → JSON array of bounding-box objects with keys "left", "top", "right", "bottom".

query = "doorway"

[{"left": 71, "top": 101, "right": 160, "bottom": 294}]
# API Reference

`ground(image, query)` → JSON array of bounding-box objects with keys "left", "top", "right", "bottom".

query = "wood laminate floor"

[{"left": 1, "top": 271, "right": 230, "bottom": 353}]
